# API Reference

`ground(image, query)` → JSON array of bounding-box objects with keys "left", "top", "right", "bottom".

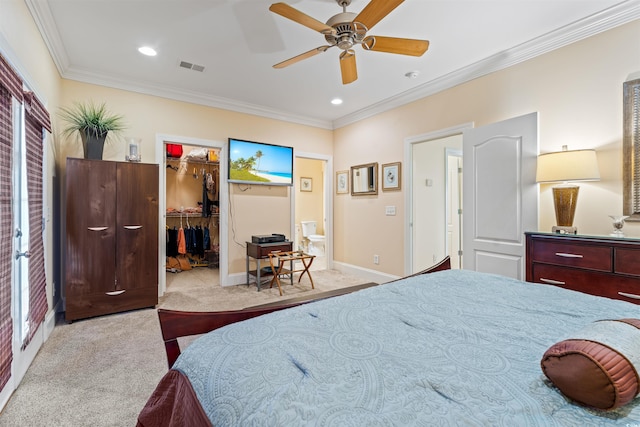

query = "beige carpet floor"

[{"left": 0, "top": 267, "right": 373, "bottom": 426}]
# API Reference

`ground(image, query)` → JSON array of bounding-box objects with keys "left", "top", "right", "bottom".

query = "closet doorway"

[{"left": 156, "top": 135, "right": 227, "bottom": 295}]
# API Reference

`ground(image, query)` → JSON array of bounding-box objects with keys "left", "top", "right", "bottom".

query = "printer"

[{"left": 251, "top": 234, "right": 287, "bottom": 244}]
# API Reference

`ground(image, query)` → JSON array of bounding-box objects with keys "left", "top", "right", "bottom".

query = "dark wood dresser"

[
  {"left": 65, "top": 158, "right": 159, "bottom": 321},
  {"left": 525, "top": 232, "right": 640, "bottom": 305}
]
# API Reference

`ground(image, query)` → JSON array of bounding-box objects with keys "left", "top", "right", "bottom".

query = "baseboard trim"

[{"left": 331, "top": 261, "right": 399, "bottom": 284}]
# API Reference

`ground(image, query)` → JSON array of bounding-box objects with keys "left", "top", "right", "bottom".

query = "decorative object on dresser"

[
  {"left": 536, "top": 146, "right": 600, "bottom": 234},
  {"left": 525, "top": 232, "right": 640, "bottom": 305},
  {"left": 59, "top": 101, "right": 126, "bottom": 160},
  {"left": 610, "top": 215, "right": 629, "bottom": 237},
  {"left": 125, "top": 137, "right": 141, "bottom": 162},
  {"left": 65, "top": 158, "right": 159, "bottom": 321}
]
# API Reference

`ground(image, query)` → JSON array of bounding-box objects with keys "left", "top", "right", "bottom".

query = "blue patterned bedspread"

[{"left": 174, "top": 269, "right": 640, "bottom": 426}]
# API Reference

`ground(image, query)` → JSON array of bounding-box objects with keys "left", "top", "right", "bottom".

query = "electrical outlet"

[{"left": 374, "top": 254, "right": 379, "bottom": 264}]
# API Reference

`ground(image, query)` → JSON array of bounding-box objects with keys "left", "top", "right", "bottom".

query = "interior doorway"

[
  {"left": 294, "top": 153, "right": 332, "bottom": 271},
  {"left": 446, "top": 149, "right": 463, "bottom": 269},
  {"left": 156, "top": 135, "right": 227, "bottom": 295},
  {"left": 405, "top": 124, "right": 472, "bottom": 275}
]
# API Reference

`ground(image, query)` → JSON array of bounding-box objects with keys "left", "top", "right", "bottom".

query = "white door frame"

[
  {"left": 293, "top": 151, "right": 333, "bottom": 269},
  {"left": 155, "top": 134, "right": 228, "bottom": 294},
  {"left": 404, "top": 123, "right": 473, "bottom": 275}
]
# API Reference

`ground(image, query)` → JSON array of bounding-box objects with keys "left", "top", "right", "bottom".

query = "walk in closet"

[{"left": 165, "top": 144, "right": 220, "bottom": 277}]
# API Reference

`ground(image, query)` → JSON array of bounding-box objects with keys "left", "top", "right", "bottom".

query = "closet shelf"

[
  {"left": 166, "top": 212, "right": 219, "bottom": 218},
  {"left": 166, "top": 157, "right": 219, "bottom": 166}
]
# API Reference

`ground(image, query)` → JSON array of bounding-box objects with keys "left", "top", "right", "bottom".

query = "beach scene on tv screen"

[{"left": 229, "top": 140, "right": 293, "bottom": 184}]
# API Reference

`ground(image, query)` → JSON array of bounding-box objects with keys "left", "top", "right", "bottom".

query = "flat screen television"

[{"left": 228, "top": 138, "right": 294, "bottom": 186}]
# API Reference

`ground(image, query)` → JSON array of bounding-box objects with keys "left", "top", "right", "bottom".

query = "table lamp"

[{"left": 536, "top": 145, "right": 600, "bottom": 234}]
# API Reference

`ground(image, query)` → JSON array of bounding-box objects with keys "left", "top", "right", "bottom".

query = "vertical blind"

[
  {"left": 23, "top": 94, "right": 49, "bottom": 346},
  {"left": 0, "top": 53, "right": 50, "bottom": 391}
]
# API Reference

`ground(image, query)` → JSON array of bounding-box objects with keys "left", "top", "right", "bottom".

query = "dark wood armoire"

[{"left": 65, "top": 158, "right": 159, "bottom": 321}]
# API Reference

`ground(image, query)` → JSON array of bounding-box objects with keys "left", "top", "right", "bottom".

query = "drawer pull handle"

[
  {"left": 618, "top": 291, "right": 640, "bottom": 300},
  {"left": 88, "top": 227, "right": 108, "bottom": 231},
  {"left": 555, "top": 252, "right": 583, "bottom": 258},
  {"left": 105, "top": 290, "right": 126, "bottom": 296},
  {"left": 540, "top": 278, "right": 566, "bottom": 285},
  {"left": 124, "top": 225, "right": 142, "bottom": 230}
]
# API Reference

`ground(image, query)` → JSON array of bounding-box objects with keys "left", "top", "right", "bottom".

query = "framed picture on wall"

[
  {"left": 336, "top": 170, "right": 349, "bottom": 194},
  {"left": 382, "top": 162, "right": 401, "bottom": 191},
  {"left": 300, "top": 177, "right": 312, "bottom": 192}
]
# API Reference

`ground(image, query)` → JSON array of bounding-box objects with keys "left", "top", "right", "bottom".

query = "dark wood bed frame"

[{"left": 157, "top": 256, "right": 451, "bottom": 368}]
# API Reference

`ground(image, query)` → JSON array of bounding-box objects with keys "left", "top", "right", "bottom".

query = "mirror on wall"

[
  {"left": 351, "top": 162, "right": 378, "bottom": 195},
  {"left": 623, "top": 78, "right": 640, "bottom": 220}
]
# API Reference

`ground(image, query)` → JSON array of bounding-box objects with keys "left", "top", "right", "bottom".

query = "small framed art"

[
  {"left": 300, "top": 177, "right": 312, "bottom": 192},
  {"left": 336, "top": 170, "right": 349, "bottom": 194},
  {"left": 382, "top": 162, "right": 401, "bottom": 191}
]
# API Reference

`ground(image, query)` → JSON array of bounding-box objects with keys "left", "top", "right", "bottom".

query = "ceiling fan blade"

[
  {"left": 339, "top": 50, "right": 357, "bottom": 85},
  {"left": 354, "top": 0, "right": 404, "bottom": 31},
  {"left": 362, "top": 36, "right": 429, "bottom": 56},
  {"left": 269, "top": 2, "right": 335, "bottom": 35},
  {"left": 273, "top": 46, "right": 331, "bottom": 69}
]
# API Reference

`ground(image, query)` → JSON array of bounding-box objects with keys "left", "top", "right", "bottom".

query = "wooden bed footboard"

[{"left": 158, "top": 256, "right": 450, "bottom": 368}]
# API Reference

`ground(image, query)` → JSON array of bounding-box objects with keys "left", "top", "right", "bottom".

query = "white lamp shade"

[{"left": 536, "top": 149, "right": 600, "bottom": 183}]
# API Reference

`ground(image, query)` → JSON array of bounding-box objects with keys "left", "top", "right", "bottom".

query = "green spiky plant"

[
  {"left": 60, "top": 101, "right": 125, "bottom": 137},
  {"left": 59, "top": 101, "right": 126, "bottom": 159}
]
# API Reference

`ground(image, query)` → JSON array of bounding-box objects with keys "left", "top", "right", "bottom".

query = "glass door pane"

[{"left": 12, "top": 99, "right": 29, "bottom": 345}]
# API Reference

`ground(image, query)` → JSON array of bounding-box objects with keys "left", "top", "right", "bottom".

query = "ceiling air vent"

[{"left": 179, "top": 60, "right": 205, "bottom": 72}]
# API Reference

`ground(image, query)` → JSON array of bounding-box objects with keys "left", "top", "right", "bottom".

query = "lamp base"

[{"left": 552, "top": 225, "right": 577, "bottom": 235}]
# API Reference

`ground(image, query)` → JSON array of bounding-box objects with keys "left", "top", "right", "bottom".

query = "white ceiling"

[{"left": 26, "top": 0, "right": 640, "bottom": 129}]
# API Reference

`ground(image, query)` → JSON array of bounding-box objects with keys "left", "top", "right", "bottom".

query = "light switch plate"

[{"left": 385, "top": 206, "right": 396, "bottom": 216}]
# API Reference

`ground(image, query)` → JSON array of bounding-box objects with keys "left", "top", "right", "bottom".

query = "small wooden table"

[
  {"left": 268, "top": 251, "right": 316, "bottom": 296},
  {"left": 246, "top": 241, "right": 293, "bottom": 291}
]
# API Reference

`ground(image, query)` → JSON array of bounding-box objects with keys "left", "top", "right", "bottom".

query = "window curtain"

[
  {"left": 23, "top": 91, "right": 50, "bottom": 346},
  {"left": 0, "top": 54, "right": 22, "bottom": 392}
]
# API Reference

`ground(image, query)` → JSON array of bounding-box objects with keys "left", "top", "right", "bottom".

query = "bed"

[{"left": 138, "top": 260, "right": 640, "bottom": 426}]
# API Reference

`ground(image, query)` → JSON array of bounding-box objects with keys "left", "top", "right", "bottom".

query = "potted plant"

[{"left": 60, "top": 101, "right": 126, "bottom": 160}]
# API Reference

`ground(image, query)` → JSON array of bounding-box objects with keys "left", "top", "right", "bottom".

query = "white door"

[{"left": 462, "top": 112, "right": 538, "bottom": 279}]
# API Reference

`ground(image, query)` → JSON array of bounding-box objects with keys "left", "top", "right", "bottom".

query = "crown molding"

[
  {"left": 62, "top": 66, "right": 334, "bottom": 130},
  {"left": 332, "top": 1, "right": 640, "bottom": 129},
  {"left": 26, "top": 0, "right": 640, "bottom": 131}
]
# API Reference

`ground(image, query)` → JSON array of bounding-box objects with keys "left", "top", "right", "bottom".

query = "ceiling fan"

[{"left": 269, "top": 0, "right": 429, "bottom": 84}]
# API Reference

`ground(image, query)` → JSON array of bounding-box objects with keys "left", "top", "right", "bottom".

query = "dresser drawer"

[
  {"left": 529, "top": 239, "right": 611, "bottom": 272},
  {"left": 532, "top": 264, "right": 640, "bottom": 304},
  {"left": 615, "top": 247, "right": 640, "bottom": 276}
]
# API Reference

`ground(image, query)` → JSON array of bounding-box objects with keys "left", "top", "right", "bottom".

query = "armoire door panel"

[
  {"left": 66, "top": 159, "right": 117, "bottom": 298},
  {"left": 116, "top": 162, "right": 159, "bottom": 293}
]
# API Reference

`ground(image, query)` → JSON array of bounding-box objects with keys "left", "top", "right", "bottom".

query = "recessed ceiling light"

[
  {"left": 405, "top": 71, "right": 419, "bottom": 79},
  {"left": 331, "top": 98, "right": 343, "bottom": 105},
  {"left": 138, "top": 46, "right": 157, "bottom": 56}
]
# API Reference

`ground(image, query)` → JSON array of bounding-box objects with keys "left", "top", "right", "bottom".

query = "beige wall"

[{"left": 334, "top": 20, "right": 640, "bottom": 276}]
